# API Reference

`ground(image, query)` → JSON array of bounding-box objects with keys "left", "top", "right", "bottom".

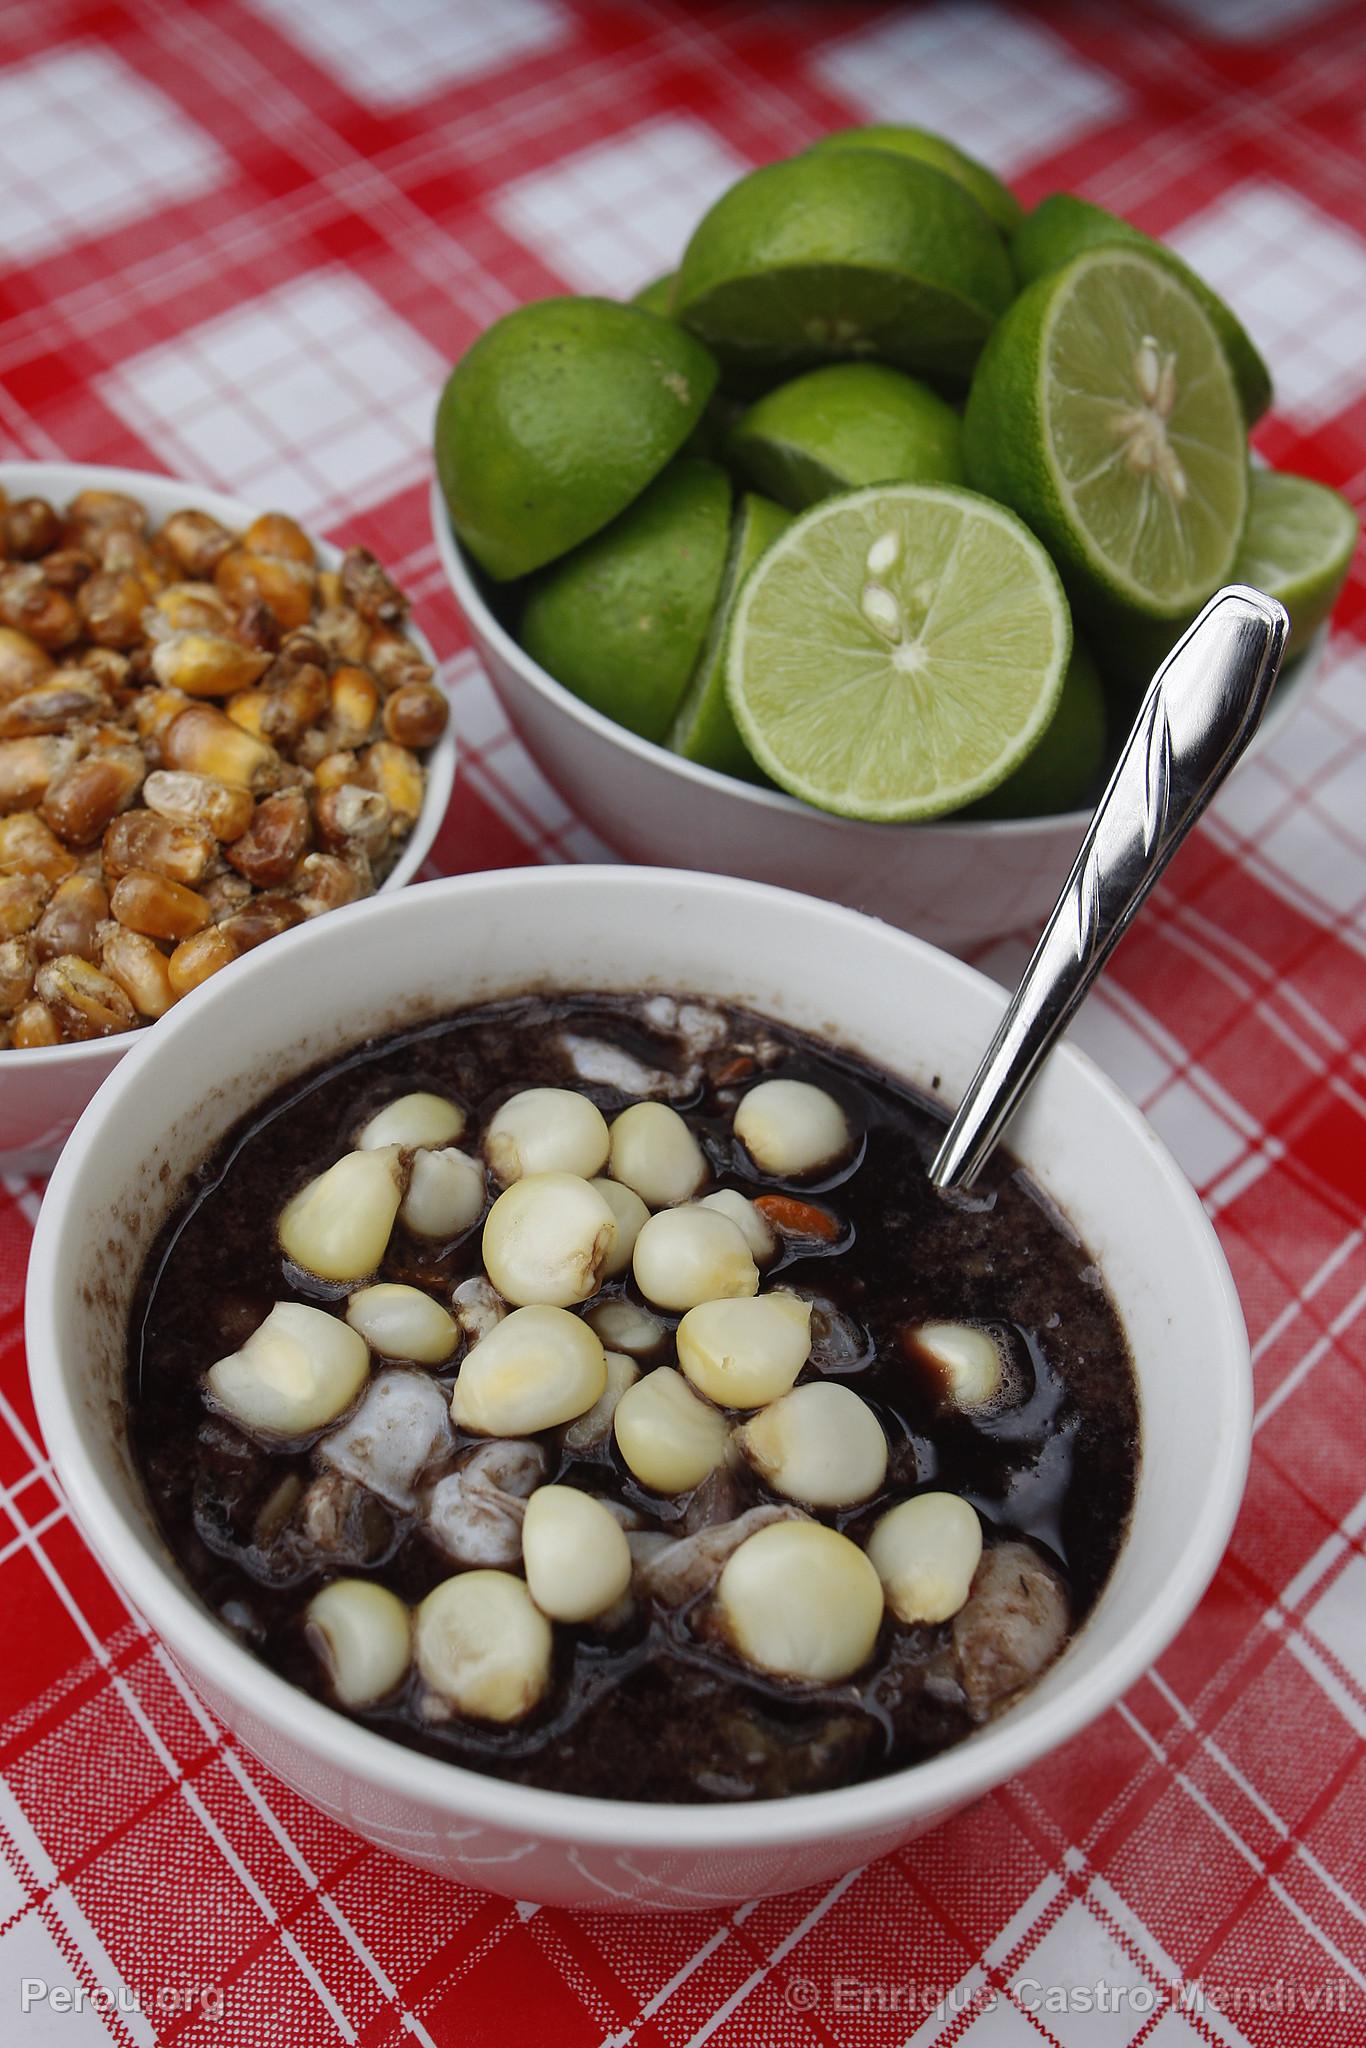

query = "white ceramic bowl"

[
  {"left": 432, "top": 480, "right": 1314, "bottom": 956},
  {"left": 0, "top": 462, "right": 456, "bottom": 1177},
  {"left": 27, "top": 866, "right": 1250, "bottom": 1911}
]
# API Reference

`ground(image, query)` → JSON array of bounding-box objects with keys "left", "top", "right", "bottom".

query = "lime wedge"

[
  {"left": 669, "top": 492, "right": 792, "bottom": 778},
  {"left": 520, "top": 459, "right": 731, "bottom": 743},
  {"left": 435, "top": 297, "right": 716, "bottom": 581},
  {"left": 725, "top": 483, "right": 1071, "bottom": 821},
  {"left": 728, "top": 363, "right": 964, "bottom": 509},
  {"left": 810, "top": 125, "right": 1021, "bottom": 237},
  {"left": 964, "top": 246, "right": 1247, "bottom": 624},
  {"left": 1232, "top": 469, "right": 1358, "bottom": 654},
  {"left": 674, "top": 151, "right": 1013, "bottom": 382},
  {"left": 965, "top": 639, "right": 1105, "bottom": 817},
  {"left": 1012, "top": 193, "right": 1271, "bottom": 424}
]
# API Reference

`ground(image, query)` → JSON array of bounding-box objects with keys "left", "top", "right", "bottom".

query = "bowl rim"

[
  {"left": 430, "top": 475, "right": 1317, "bottom": 844},
  {"left": 27, "top": 863, "right": 1252, "bottom": 1852},
  {"left": 0, "top": 458, "right": 457, "bottom": 1068}
]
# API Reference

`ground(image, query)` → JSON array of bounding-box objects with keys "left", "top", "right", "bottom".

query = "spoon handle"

[{"left": 929, "top": 585, "right": 1289, "bottom": 1192}]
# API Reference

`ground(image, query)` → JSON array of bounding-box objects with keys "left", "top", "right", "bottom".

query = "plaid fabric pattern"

[{"left": 1, "top": 1, "right": 1364, "bottom": 2040}]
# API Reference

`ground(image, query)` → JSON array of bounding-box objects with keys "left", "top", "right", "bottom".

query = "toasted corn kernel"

[
  {"left": 290, "top": 851, "right": 367, "bottom": 919},
  {"left": 161, "top": 510, "right": 235, "bottom": 578},
  {"left": 151, "top": 631, "right": 272, "bottom": 698},
  {"left": 162, "top": 703, "right": 280, "bottom": 790},
  {"left": 0, "top": 565, "right": 78, "bottom": 647},
  {"left": 76, "top": 570, "right": 149, "bottom": 648},
  {"left": 167, "top": 924, "right": 239, "bottom": 995},
  {"left": 314, "top": 749, "right": 358, "bottom": 793},
  {"left": 34, "top": 952, "right": 137, "bottom": 1037},
  {"left": 142, "top": 767, "right": 254, "bottom": 842},
  {"left": 676, "top": 1292, "right": 812, "bottom": 1410},
  {"left": 313, "top": 604, "right": 369, "bottom": 665},
  {"left": 206, "top": 1300, "right": 369, "bottom": 1440},
  {"left": 148, "top": 582, "right": 231, "bottom": 635},
  {"left": 613, "top": 1366, "right": 731, "bottom": 1494},
  {"left": 401, "top": 1146, "right": 485, "bottom": 1239},
  {"left": 522, "top": 1485, "right": 632, "bottom": 1623},
  {"left": 366, "top": 624, "right": 432, "bottom": 690},
  {"left": 714, "top": 1521, "right": 883, "bottom": 1682},
  {"left": 4, "top": 497, "right": 61, "bottom": 558},
  {"left": 383, "top": 681, "right": 447, "bottom": 750},
  {"left": 358, "top": 741, "right": 422, "bottom": 830},
  {"left": 65, "top": 489, "right": 144, "bottom": 540},
  {"left": 734, "top": 1079, "right": 852, "bottom": 1178},
  {"left": 43, "top": 549, "right": 95, "bottom": 594},
  {"left": 133, "top": 685, "right": 192, "bottom": 746},
  {"left": 0, "top": 811, "right": 77, "bottom": 882},
  {"left": 358, "top": 1091, "right": 466, "bottom": 1151},
  {"left": 217, "top": 892, "right": 303, "bottom": 953},
  {"left": 200, "top": 871, "right": 252, "bottom": 921},
  {"left": 341, "top": 545, "right": 405, "bottom": 624},
  {"left": 11, "top": 996, "right": 58, "bottom": 1046},
  {"left": 346, "top": 1282, "right": 458, "bottom": 1365},
  {"left": 306, "top": 1578, "right": 410, "bottom": 1707},
  {"left": 215, "top": 550, "right": 314, "bottom": 630},
  {"left": 41, "top": 744, "right": 145, "bottom": 846},
  {"left": 735, "top": 1381, "right": 887, "bottom": 1507},
  {"left": 698, "top": 1188, "right": 778, "bottom": 1263},
  {"left": 242, "top": 511, "right": 314, "bottom": 565},
  {"left": 562, "top": 1348, "right": 639, "bottom": 1452},
  {"left": 608, "top": 1101, "right": 708, "bottom": 1209},
  {"left": 632, "top": 1205, "right": 758, "bottom": 1313},
  {"left": 279, "top": 1146, "right": 403, "bottom": 1283},
  {"left": 0, "top": 628, "right": 53, "bottom": 700},
  {"left": 105, "top": 809, "right": 216, "bottom": 885},
  {"left": 0, "top": 736, "right": 68, "bottom": 811},
  {"left": 225, "top": 688, "right": 267, "bottom": 737},
  {"left": 482, "top": 1171, "right": 615, "bottom": 1308},
  {"left": 33, "top": 873, "right": 106, "bottom": 961},
  {"left": 415, "top": 1571, "right": 551, "bottom": 1724},
  {"left": 99, "top": 925, "right": 175, "bottom": 1019},
  {"left": 328, "top": 667, "right": 380, "bottom": 744},
  {"left": 0, "top": 871, "right": 51, "bottom": 937},
  {"left": 110, "top": 869, "right": 211, "bottom": 941},
  {"left": 903, "top": 1321, "right": 1004, "bottom": 1410},
  {"left": 585, "top": 1299, "right": 666, "bottom": 1358},
  {"left": 485, "top": 1087, "right": 610, "bottom": 1185},
  {"left": 314, "top": 782, "right": 391, "bottom": 860},
  {"left": 450, "top": 1304, "right": 606, "bottom": 1436},
  {"left": 0, "top": 674, "right": 106, "bottom": 738},
  {"left": 867, "top": 1493, "right": 983, "bottom": 1625},
  {"left": 0, "top": 935, "right": 35, "bottom": 1016},
  {"left": 258, "top": 664, "right": 329, "bottom": 745},
  {"left": 591, "top": 1177, "right": 649, "bottom": 1277},
  {"left": 226, "top": 788, "right": 311, "bottom": 888}
]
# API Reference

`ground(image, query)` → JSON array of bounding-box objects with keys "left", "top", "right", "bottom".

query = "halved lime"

[
  {"left": 728, "top": 363, "right": 964, "bottom": 509},
  {"left": 519, "top": 458, "right": 731, "bottom": 743},
  {"left": 965, "top": 639, "right": 1106, "bottom": 817},
  {"left": 435, "top": 297, "right": 716, "bottom": 581},
  {"left": 810, "top": 125, "right": 1021, "bottom": 237},
  {"left": 1012, "top": 193, "right": 1271, "bottom": 424},
  {"left": 725, "top": 483, "right": 1071, "bottom": 821},
  {"left": 1232, "top": 469, "right": 1357, "bottom": 654},
  {"left": 963, "top": 246, "right": 1247, "bottom": 624},
  {"left": 669, "top": 492, "right": 792, "bottom": 778},
  {"left": 674, "top": 151, "right": 1013, "bottom": 381}
]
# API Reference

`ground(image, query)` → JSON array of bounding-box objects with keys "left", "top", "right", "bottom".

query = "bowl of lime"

[{"left": 431, "top": 130, "right": 1355, "bottom": 953}]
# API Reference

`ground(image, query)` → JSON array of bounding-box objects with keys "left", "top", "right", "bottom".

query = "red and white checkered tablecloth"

[{"left": 2, "top": 0, "right": 1365, "bottom": 2041}]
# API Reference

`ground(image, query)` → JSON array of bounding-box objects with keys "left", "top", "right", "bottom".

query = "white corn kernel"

[
  {"left": 698, "top": 1188, "right": 777, "bottom": 1264},
  {"left": 318, "top": 1368, "right": 454, "bottom": 1509},
  {"left": 425, "top": 1439, "right": 547, "bottom": 1568},
  {"left": 414, "top": 1571, "right": 551, "bottom": 1723},
  {"left": 714, "top": 1520, "right": 883, "bottom": 1682},
  {"left": 585, "top": 1298, "right": 666, "bottom": 1357},
  {"left": 306, "top": 1579, "right": 411, "bottom": 1706},
  {"left": 401, "top": 1146, "right": 485, "bottom": 1239},
  {"left": 522, "top": 1484, "right": 632, "bottom": 1622},
  {"left": 278, "top": 1147, "right": 402, "bottom": 1282},
  {"left": 736, "top": 1381, "right": 887, "bottom": 1506},
  {"left": 632, "top": 1205, "right": 758, "bottom": 1312},
  {"left": 867, "top": 1493, "right": 983, "bottom": 1625},
  {"left": 733, "top": 1079, "right": 851, "bottom": 1178},
  {"left": 613, "top": 1366, "right": 732, "bottom": 1493},
  {"left": 591, "top": 1176, "right": 650, "bottom": 1278},
  {"left": 608, "top": 1101, "right": 708, "bottom": 1208},
  {"left": 452, "top": 1274, "right": 507, "bottom": 1346},
  {"left": 345, "top": 1283, "right": 458, "bottom": 1365},
  {"left": 909, "top": 1322, "right": 1004, "bottom": 1409},
  {"left": 676, "top": 1292, "right": 811, "bottom": 1409},
  {"left": 206, "top": 1302, "right": 369, "bottom": 1441},
  {"left": 484, "top": 1086, "right": 609, "bottom": 1184},
  {"left": 481, "top": 1171, "right": 615, "bottom": 1307},
  {"left": 563, "top": 1349, "right": 639, "bottom": 1451},
  {"left": 451, "top": 1304, "right": 606, "bottom": 1436},
  {"left": 357, "top": 1091, "right": 465, "bottom": 1151}
]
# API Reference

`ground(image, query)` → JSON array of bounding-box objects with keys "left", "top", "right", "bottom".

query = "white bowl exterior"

[
  {"left": 27, "top": 867, "right": 1250, "bottom": 1910},
  {"left": 431, "top": 481, "right": 1314, "bottom": 954},
  {"left": 0, "top": 461, "right": 456, "bottom": 1176}
]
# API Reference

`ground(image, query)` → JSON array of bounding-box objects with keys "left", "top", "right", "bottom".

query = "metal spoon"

[{"left": 930, "top": 584, "right": 1289, "bottom": 1192}]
